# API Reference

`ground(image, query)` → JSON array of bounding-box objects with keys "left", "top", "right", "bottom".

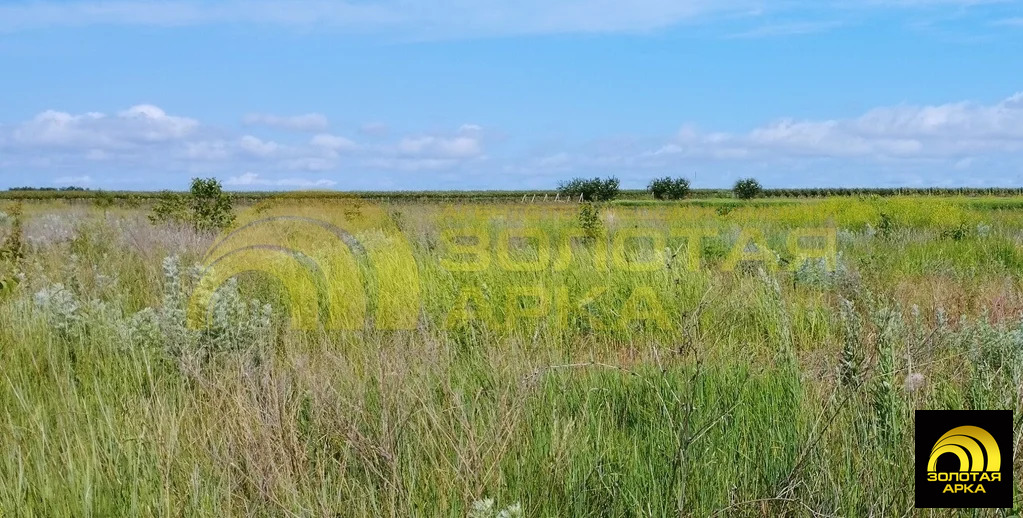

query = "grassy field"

[{"left": 0, "top": 195, "right": 1021, "bottom": 516}]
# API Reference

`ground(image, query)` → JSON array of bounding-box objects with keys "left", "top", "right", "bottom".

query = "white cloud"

[
  {"left": 359, "top": 122, "right": 390, "bottom": 137},
  {"left": 361, "top": 157, "right": 464, "bottom": 171},
  {"left": 53, "top": 175, "right": 93, "bottom": 185},
  {"left": 623, "top": 92, "right": 1023, "bottom": 165},
  {"left": 242, "top": 113, "right": 329, "bottom": 132},
  {"left": 744, "top": 93, "right": 1023, "bottom": 158},
  {"left": 726, "top": 21, "right": 843, "bottom": 39},
  {"left": 5, "top": 95, "right": 1023, "bottom": 189},
  {"left": 237, "top": 135, "right": 280, "bottom": 157},
  {"left": 0, "top": 106, "right": 487, "bottom": 185},
  {"left": 397, "top": 134, "right": 483, "bottom": 158},
  {"left": 185, "top": 140, "right": 232, "bottom": 160},
  {"left": 225, "top": 172, "right": 337, "bottom": 188},
  {"left": 993, "top": 17, "right": 1023, "bottom": 26},
  {"left": 310, "top": 133, "right": 358, "bottom": 152},
  {"left": 503, "top": 92, "right": 1023, "bottom": 187},
  {"left": 11, "top": 104, "right": 198, "bottom": 149},
  {"left": 282, "top": 157, "right": 339, "bottom": 172}
]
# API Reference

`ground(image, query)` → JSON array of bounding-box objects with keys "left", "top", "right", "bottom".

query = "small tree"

[
  {"left": 648, "top": 176, "right": 691, "bottom": 200},
  {"left": 733, "top": 178, "right": 763, "bottom": 200},
  {"left": 190, "top": 177, "right": 235, "bottom": 232},
  {"left": 558, "top": 177, "right": 620, "bottom": 202},
  {"left": 149, "top": 178, "right": 235, "bottom": 232},
  {"left": 577, "top": 202, "right": 603, "bottom": 240}
]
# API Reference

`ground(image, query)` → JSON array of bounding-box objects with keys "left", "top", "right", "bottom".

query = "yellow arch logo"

[
  {"left": 928, "top": 426, "right": 1001, "bottom": 473},
  {"left": 187, "top": 197, "right": 420, "bottom": 331}
]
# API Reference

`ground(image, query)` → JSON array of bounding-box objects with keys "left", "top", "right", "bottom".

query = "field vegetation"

[{"left": 0, "top": 193, "right": 1021, "bottom": 516}]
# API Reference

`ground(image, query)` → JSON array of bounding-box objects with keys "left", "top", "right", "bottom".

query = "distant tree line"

[
  {"left": 557, "top": 175, "right": 763, "bottom": 201},
  {"left": 7, "top": 178, "right": 1023, "bottom": 203},
  {"left": 553, "top": 176, "right": 1023, "bottom": 201},
  {"left": 556, "top": 177, "right": 621, "bottom": 201},
  {"left": 8, "top": 186, "right": 89, "bottom": 192}
]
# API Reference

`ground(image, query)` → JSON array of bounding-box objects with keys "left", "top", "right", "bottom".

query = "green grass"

[{"left": 0, "top": 196, "right": 1021, "bottom": 516}]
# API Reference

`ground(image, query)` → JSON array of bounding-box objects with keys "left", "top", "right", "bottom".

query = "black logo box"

[{"left": 915, "top": 410, "right": 1014, "bottom": 509}]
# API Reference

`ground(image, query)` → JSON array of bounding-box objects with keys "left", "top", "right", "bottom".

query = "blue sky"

[{"left": 0, "top": 0, "right": 1022, "bottom": 190}]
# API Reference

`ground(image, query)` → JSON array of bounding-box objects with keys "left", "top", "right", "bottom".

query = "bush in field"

[
  {"left": 648, "top": 176, "right": 691, "bottom": 200},
  {"left": 149, "top": 178, "right": 235, "bottom": 232},
  {"left": 733, "top": 177, "right": 762, "bottom": 200},
  {"left": 189, "top": 177, "right": 235, "bottom": 232},
  {"left": 876, "top": 212, "right": 896, "bottom": 239},
  {"left": 124, "top": 194, "right": 143, "bottom": 209},
  {"left": 124, "top": 255, "right": 272, "bottom": 370},
  {"left": 577, "top": 202, "right": 603, "bottom": 239},
  {"left": 149, "top": 191, "right": 190, "bottom": 225},
  {"left": 558, "top": 176, "right": 620, "bottom": 201}
]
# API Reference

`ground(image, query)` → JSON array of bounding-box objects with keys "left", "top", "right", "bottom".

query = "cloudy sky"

[{"left": 0, "top": 0, "right": 1022, "bottom": 190}]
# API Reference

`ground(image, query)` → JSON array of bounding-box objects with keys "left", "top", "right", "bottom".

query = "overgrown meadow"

[{"left": 0, "top": 195, "right": 1021, "bottom": 516}]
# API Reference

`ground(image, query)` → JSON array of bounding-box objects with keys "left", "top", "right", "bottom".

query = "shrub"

[
  {"left": 732, "top": 178, "right": 763, "bottom": 200},
  {"left": 149, "top": 191, "right": 190, "bottom": 226},
  {"left": 148, "top": 178, "right": 235, "bottom": 233},
  {"left": 577, "top": 202, "right": 603, "bottom": 239},
  {"left": 190, "top": 177, "right": 235, "bottom": 233},
  {"left": 648, "top": 176, "right": 691, "bottom": 200},
  {"left": 558, "top": 177, "right": 620, "bottom": 202},
  {"left": 877, "top": 212, "right": 896, "bottom": 239},
  {"left": 124, "top": 194, "right": 143, "bottom": 209}
]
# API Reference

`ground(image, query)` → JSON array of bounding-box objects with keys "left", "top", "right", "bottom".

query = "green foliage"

[
  {"left": 732, "top": 177, "right": 763, "bottom": 200},
  {"left": 93, "top": 191, "right": 116, "bottom": 213},
  {"left": 557, "top": 177, "right": 620, "bottom": 201},
  {"left": 876, "top": 212, "right": 896, "bottom": 239},
  {"left": 0, "top": 203, "right": 24, "bottom": 264},
  {"left": 149, "top": 191, "right": 190, "bottom": 225},
  {"left": 576, "top": 202, "right": 603, "bottom": 239},
  {"left": 123, "top": 194, "right": 143, "bottom": 209},
  {"left": 148, "top": 178, "right": 235, "bottom": 233},
  {"left": 189, "top": 177, "right": 235, "bottom": 233},
  {"left": 647, "top": 176, "right": 691, "bottom": 200},
  {"left": 940, "top": 222, "right": 971, "bottom": 241},
  {"left": 7, "top": 195, "right": 1023, "bottom": 516}
]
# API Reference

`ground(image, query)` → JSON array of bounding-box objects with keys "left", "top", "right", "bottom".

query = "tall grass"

[{"left": 0, "top": 197, "right": 1020, "bottom": 516}]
